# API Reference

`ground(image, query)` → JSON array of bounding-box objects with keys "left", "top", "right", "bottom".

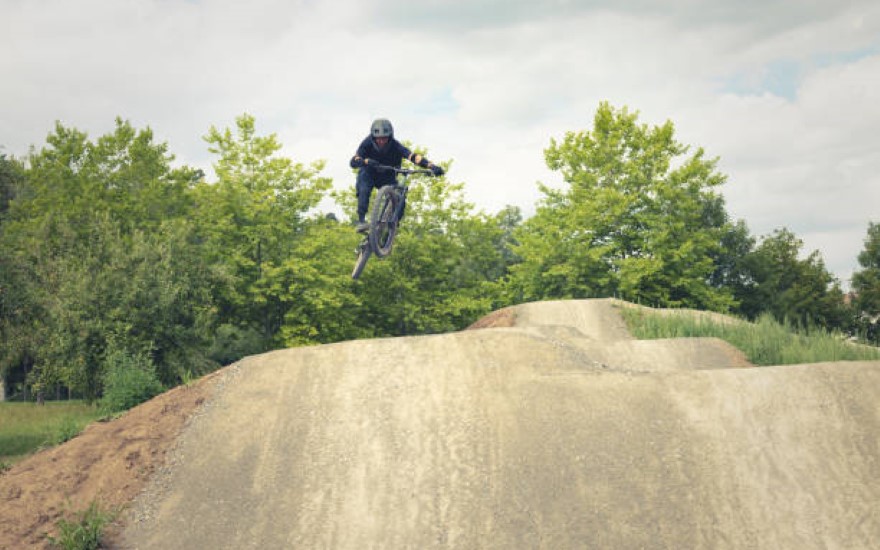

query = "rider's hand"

[{"left": 430, "top": 164, "right": 445, "bottom": 177}]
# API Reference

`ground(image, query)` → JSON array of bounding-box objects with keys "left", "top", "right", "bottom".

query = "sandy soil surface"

[
  {"left": 2, "top": 299, "right": 879, "bottom": 549},
  {"left": 0, "top": 370, "right": 223, "bottom": 549}
]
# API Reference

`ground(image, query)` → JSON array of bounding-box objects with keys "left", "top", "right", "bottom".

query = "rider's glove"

[{"left": 430, "top": 164, "right": 445, "bottom": 177}]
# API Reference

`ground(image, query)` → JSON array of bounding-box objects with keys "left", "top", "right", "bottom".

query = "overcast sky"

[{"left": 2, "top": 0, "right": 878, "bottom": 288}]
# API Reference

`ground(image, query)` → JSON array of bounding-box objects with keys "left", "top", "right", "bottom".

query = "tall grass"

[
  {"left": 0, "top": 401, "right": 101, "bottom": 464},
  {"left": 620, "top": 307, "right": 880, "bottom": 366}
]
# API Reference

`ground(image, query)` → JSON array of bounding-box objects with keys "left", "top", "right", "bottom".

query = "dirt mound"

[
  {"left": 119, "top": 301, "right": 879, "bottom": 549},
  {"left": 0, "top": 369, "right": 224, "bottom": 549},
  {"left": 465, "top": 305, "right": 516, "bottom": 329},
  {"left": 470, "top": 299, "right": 753, "bottom": 371},
  {"left": 3, "top": 299, "right": 879, "bottom": 549}
]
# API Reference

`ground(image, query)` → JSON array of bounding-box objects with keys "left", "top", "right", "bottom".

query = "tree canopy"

[
  {"left": 507, "top": 102, "right": 736, "bottom": 311},
  {"left": 734, "top": 228, "right": 848, "bottom": 330},
  {"left": 852, "top": 222, "right": 880, "bottom": 342},
  {"left": 0, "top": 104, "right": 869, "bottom": 403}
]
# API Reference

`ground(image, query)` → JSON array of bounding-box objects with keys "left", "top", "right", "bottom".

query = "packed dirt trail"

[{"left": 116, "top": 299, "right": 880, "bottom": 549}]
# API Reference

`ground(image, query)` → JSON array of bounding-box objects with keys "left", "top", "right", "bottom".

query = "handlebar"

[{"left": 369, "top": 163, "right": 436, "bottom": 176}]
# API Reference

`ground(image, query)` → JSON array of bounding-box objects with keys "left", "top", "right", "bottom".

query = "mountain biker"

[{"left": 350, "top": 118, "right": 444, "bottom": 233}]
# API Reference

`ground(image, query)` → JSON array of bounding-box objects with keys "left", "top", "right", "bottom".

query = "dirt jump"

[{"left": 3, "top": 299, "right": 879, "bottom": 548}]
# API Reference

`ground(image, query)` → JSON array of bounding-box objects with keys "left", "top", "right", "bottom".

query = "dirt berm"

[{"left": 116, "top": 298, "right": 880, "bottom": 549}]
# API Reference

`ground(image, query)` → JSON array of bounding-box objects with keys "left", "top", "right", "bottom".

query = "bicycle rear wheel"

[
  {"left": 369, "top": 185, "right": 399, "bottom": 258},
  {"left": 351, "top": 240, "right": 371, "bottom": 280}
]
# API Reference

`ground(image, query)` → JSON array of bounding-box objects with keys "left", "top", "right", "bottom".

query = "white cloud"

[{"left": 2, "top": 0, "right": 878, "bottom": 288}]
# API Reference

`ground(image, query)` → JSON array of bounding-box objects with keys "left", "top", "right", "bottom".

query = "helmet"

[{"left": 370, "top": 118, "right": 393, "bottom": 139}]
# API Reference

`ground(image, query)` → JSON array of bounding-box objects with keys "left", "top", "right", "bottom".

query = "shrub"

[{"left": 98, "top": 349, "right": 164, "bottom": 414}]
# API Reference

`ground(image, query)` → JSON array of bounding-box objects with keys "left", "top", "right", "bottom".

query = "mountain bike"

[{"left": 352, "top": 165, "right": 436, "bottom": 280}]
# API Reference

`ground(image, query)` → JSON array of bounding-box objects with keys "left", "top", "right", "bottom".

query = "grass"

[
  {"left": 620, "top": 307, "right": 880, "bottom": 366},
  {"left": 46, "top": 498, "right": 118, "bottom": 550},
  {"left": 0, "top": 401, "right": 102, "bottom": 465}
]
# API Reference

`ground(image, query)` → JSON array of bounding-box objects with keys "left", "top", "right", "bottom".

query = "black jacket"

[{"left": 350, "top": 136, "right": 413, "bottom": 169}]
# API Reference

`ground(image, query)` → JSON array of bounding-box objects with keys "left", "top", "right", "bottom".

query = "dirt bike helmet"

[{"left": 371, "top": 118, "right": 393, "bottom": 139}]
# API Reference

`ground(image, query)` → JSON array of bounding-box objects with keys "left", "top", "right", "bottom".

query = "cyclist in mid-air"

[{"left": 350, "top": 118, "right": 444, "bottom": 233}]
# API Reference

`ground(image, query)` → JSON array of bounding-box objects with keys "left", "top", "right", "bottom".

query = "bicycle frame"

[
  {"left": 384, "top": 166, "right": 433, "bottom": 219},
  {"left": 390, "top": 183, "right": 408, "bottom": 221},
  {"left": 351, "top": 165, "right": 435, "bottom": 280}
]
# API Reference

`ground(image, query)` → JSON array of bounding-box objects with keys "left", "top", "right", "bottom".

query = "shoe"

[{"left": 356, "top": 222, "right": 370, "bottom": 233}]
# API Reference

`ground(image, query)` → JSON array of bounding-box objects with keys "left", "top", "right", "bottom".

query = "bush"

[
  {"left": 49, "top": 416, "right": 85, "bottom": 446},
  {"left": 98, "top": 349, "right": 164, "bottom": 414}
]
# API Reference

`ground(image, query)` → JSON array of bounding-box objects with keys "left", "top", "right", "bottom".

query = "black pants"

[{"left": 356, "top": 167, "right": 398, "bottom": 222}]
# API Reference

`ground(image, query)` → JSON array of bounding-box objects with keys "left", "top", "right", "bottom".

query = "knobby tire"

[{"left": 369, "top": 185, "right": 399, "bottom": 258}]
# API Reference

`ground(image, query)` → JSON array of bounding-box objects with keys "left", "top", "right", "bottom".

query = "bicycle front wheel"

[{"left": 369, "top": 185, "right": 399, "bottom": 258}]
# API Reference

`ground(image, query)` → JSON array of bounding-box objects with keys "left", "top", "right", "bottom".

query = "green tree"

[
  {"left": 736, "top": 228, "right": 848, "bottom": 330},
  {"left": 87, "top": 118, "right": 198, "bottom": 229},
  {"left": 11, "top": 119, "right": 195, "bottom": 238},
  {"left": 0, "top": 153, "right": 24, "bottom": 219},
  {"left": 507, "top": 102, "right": 736, "bottom": 310},
  {"left": 100, "top": 220, "right": 221, "bottom": 385},
  {"left": 851, "top": 222, "right": 880, "bottom": 342},
  {"left": 2, "top": 125, "right": 103, "bottom": 399},
  {"left": 488, "top": 205, "right": 523, "bottom": 282},
  {"left": 13, "top": 212, "right": 221, "bottom": 399},
  {"left": 3, "top": 120, "right": 217, "bottom": 400},
  {"left": 195, "top": 113, "right": 332, "bottom": 342},
  {"left": 0, "top": 153, "right": 37, "bottom": 398},
  {"left": 277, "top": 215, "right": 372, "bottom": 345},
  {"left": 709, "top": 219, "right": 755, "bottom": 294},
  {"left": 0, "top": 250, "right": 31, "bottom": 397}
]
